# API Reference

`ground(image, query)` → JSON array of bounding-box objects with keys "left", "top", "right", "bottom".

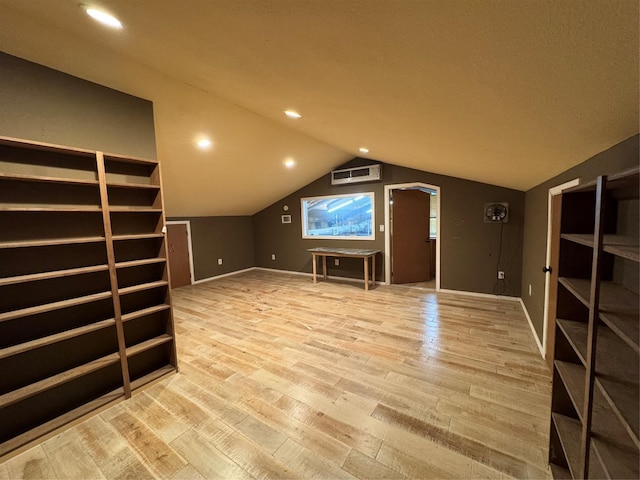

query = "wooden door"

[
  {"left": 544, "top": 194, "right": 562, "bottom": 369},
  {"left": 392, "top": 189, "right": 432, "bottom": 284},
  {"left": 167, "top": 223, "right": 191, "bottom": 289}
]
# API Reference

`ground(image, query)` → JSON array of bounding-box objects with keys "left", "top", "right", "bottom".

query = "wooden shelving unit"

[
  {"left": 549, "top": 166, "right": 639, "bottom": 478},
  {"left": 0, "top": 136, "right": 177, "bottom": 459}
]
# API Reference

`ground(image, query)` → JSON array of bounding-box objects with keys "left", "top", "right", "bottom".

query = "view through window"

[{"left": 301, "top": 193, "right": 374, "bottom": 240}]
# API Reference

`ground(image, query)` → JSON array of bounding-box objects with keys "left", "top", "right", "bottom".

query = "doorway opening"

[
  {"left": 166, "top": 220, "right": 195, "bottom": 288},
  {"left": 384, "top": 182, "right": 440, "bottom": 290}
]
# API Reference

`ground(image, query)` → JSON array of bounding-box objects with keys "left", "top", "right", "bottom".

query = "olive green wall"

[
  {"left": 168, "top": 216, "right": 255, "bottom": 281},
  {"left": 253, "top": 159, "right": 525, "bottom": 296},
  {"left": 521, "top": 134, "right": 639, "bottom": 344},
  {"left": 0, "top": 52, "right": 156, "bottom": 159}
]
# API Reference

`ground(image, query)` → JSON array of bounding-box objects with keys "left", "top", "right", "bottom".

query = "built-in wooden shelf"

[
  {"left": 0, "top": 319, "right": 116, "bottom": 361},
  {"left": 0, "top": 236, "right": 106, "bottom": 249},
  {"left": 126, "top": 335, "right": 172, "bottom": 357},
  {"left": 109, "top": 206, "right": 163, "bottom": 213},
  {"left": 549, "top": 463, "right": 571, "bottom": 480},
  {"left": 112, "top": 233, "right": 164, "bottom": 242},
  {"left": 118, "top": 280, "right": 169, "bottom": 296},
  {"left": 549, "top": 168, "right": 639, "bottom": 479},
  {"left": 0, "top": 136, "right": 177, "bottom": 460},
  {"left": 0, "top": 352, "right": 120, "bottom": 409},
  {"left": 561, "top": 234, "right": 640, "bottom": 262},
  {"left": 0, "top": 264, "right": 109, "bottom": 287},
  {"left": 115, "top": 258, "right": 166, "bottom": 269},
  {"left": 0, "top": 387, "right": 124, "bottom": 459},
  {"left": 107, "top": 182, "right": 160, "bottom": 190},
  {"left": 555, "top": 361, "right": 585, "bottom": 420},
  {"left": 121, "top": 304, "right": 171, "bottom": 323},
  {"left": 0, "top": 206, "right": 101, "bottom": 212},
  {"left": 0, "top": 172, "right": 99, "bottom": 186},
  {"left": 552, "top": 413, "right": 582, "bottom": 478},
  {"left": 0, "top": 291, "right": 112, "bottom": 323}
]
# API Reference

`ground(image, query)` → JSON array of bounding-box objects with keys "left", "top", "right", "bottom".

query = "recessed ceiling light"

[
  {"left": 284, "top": 110, "right": 302, "bottom": 119},
  {"left": 197, "top": 138, "right": 212, "bottom": 150},
  {"left": 284, "top": 158, "right": 295, "bottom": 168},
  {"left": 84, "top": 7, "right": 123, "bottom": 29},
  {"left": 359, "top": 147, "right": 369, "bottom": 154}
]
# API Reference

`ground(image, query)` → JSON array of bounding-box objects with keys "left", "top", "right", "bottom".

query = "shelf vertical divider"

[
  {"left": 579, "top": 175, "right": 606, "bottom": 478},
  {"left": 96, "top": 152, "right": 132, "bottom": 398},
  {"left": 152, "top": 161, "right": 179, "bottom": 371}
]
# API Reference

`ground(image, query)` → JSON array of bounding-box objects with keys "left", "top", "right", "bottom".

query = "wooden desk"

[{"left": 308, "top": 247, "right": 380, "bottom": 290}]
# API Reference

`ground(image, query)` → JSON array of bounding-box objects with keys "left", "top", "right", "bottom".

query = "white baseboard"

[
  {"left": 192, "top": 267, "right": 257, "bottom": 285},
  {"left": 438, "top": 288, "right": 520, "bottom": 302},
  {"left": 254, "top": 267, "right": 388, "bottom": 285},
  {"left": 519, "top": 298, "right": 544, "bottom": 358}
]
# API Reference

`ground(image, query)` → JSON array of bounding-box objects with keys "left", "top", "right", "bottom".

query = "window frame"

[{"left": 300, "top": 192, "right": 375, "bottom": 240}]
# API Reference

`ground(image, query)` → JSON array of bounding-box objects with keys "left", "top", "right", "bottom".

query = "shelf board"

[
  {"left": 115, "top": 258, "right": 166, "bottom": 269},
  {"left": 112, "top": 233, "right": 164, "bottom": 242},
  {"left": 556, "top": 318, "right": 588, "bottom": 365},
  {"left": 0, "top": 205, "right": 101, "bottom": 212},
  {"left": 106, "top": 181, "right": 160, "bottom": 190},
  {"left": 549, "top": 462, "right": 572, "bottom": 480},
  {"left": 595, "top": 377, "right": 639, "bottom": 448},
  {"left": 0, "top": 319, "right": 116, "bottom": 360},
  {"left": 591, "top": 435, "right": 639, "bottom": 480},
  {"left": 599, "top": 310, "right": 639, "bottom": 354},
  {"left": 0, "top": 352, "right": 121, "bottom": 409},
  {"left": 0, "top": 291, "right": 112, "bottom": 323},
  {"left": 0, "top": 236, "right": 105, "bottom": 249},
  {"left": 121, "top": 304, "right": 171, "bottom": 323},
  {"left": 564, "top": 166, "right": 639, "bottom": 194},
  {"left": 552, "top": 413, "right": 582, "bottom": 479},
  {"left": 0, "top": 264, "right": 109, "bottom": 287},
  {"left": 0, "top": 172, "right": 99, "bottom": 186},
  {"left": 130, "top": 365, "right": 176, "bottom": 392},
  {"left": 126, "top": 334, "right": 173, "bottom": 357},
  {"left": 0, "top": 386, "right": 124, "bottom": 459},
  {"left": 109, "top": 207, "right": 163, "bottom": 213},
  {"left": 118, "top": 280, "right": 169, "bottom": 295},
  {"left": 555, "top": 360, "right": 586, "bottom": 421},
  {"left": 561, "top": 234, "right": 639, "bottom": 262}
]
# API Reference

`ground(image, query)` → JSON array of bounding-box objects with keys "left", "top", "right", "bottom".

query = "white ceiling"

[{"left": 0, "top": 0, "right": 638, "bottom": 216}]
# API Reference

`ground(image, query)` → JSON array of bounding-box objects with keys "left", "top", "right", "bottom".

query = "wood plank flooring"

[{"left": 1, "top": 269, "right": 552, "bottom": 479}]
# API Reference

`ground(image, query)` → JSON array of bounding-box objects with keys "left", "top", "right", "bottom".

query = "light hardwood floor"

[{"left": 1, "top": 270, "right": 552, "bottom": 479}]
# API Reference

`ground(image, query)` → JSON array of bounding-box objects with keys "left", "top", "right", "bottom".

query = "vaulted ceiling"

[{"left": 0, "top": 0, "right": 637, "bottom": 216}]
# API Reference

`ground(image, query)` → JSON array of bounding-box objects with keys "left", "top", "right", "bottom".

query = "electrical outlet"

[
  {"left": 379, "top": 224, "right": 384, "bottom": 232},
  {"left": 498, "top": 271, "right": 505, "bottom": 279},
  {"left": 217, "top": 258, "right": 223, "bottom": 265},
  {"left": 334, "top": 258, "right": 340, "bottom": 266},
  {"left": 271, "top": 254, "right": 276, "bottom": 261},
  {"left": 529, "top": 284, "right": 532, "bottom": 296}
]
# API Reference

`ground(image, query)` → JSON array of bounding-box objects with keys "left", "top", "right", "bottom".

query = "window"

[
  {"left": 429, "top": 193, "right": 437, "bottom": 238},
  {"left": 301, "top": 193, "right": 375, "bottom": 240}
]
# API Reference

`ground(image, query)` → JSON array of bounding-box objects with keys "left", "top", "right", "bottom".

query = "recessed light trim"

[
  {"left": 284, "top": 158, "right": 296, "bottom": 168},
  {"left": 359, "top": 147, "right": 369, "bottom": 154},
  {"left": 84, "top": 7, "right": 123, "bottom": 29},
  {"left": 284, "top": 110, "right": 302, "bottom": 119}
]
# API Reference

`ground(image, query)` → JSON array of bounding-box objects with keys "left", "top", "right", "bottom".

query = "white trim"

[
  {"left": 520, "top": 298, "right": 544, "bottom": 357},
  {"left": 192, "top": 267, "right": 256, "bottom": 284},
  {"left": 166, "top": 220, "right": 195, "bottom": 286},
  {"left": 438, "top": 288, "right": 520, "bottom": 301},
  {"left": 384, "top": 182, "right": 441, "bottom": 290},
  {"left": 541, "top": 178, "right": 580, "bottom": 356}
]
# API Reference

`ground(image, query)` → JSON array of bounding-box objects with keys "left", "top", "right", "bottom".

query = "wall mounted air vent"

[{"left": 331, "top": 164, "right": 381, "bottom": 185}]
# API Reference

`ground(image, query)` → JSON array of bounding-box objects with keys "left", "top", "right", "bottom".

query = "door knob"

[{"left": 542, "top": 266, "right": 552, "bottom": 273}]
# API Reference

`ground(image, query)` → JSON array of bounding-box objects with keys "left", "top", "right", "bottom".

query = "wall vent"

[{"left": 331, "top": 164, "right": 381, "bottom": 185}]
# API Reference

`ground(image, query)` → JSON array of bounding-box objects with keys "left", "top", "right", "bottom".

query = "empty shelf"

[
  {"left": 121, "top": 304, "right": 171, "bottom": 323},
  {"left": 552, "top": 413, "right": 582, "bottom": 479},
  {"left": 0, "top": 264, "right": 109, "bottom": 287},
  {"left": 118, "top": 281, "right": 168, "bottom": 295},
  {"left": 0, "top": 172, "right": 99, "bottom": 186},
  {"left": 126, "top": 334, "right": 173, "bottom": 357},
  {"left": 0, "top": 236, "right": 105, "bottom": 249},
  {"left": 0, "top": 291, "right": 112, "bottom": 323},
  {"left": 555, "top": 360, "right": 586, "bottom": 420}
]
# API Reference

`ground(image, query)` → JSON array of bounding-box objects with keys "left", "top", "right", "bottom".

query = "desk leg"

[
  {"left": 312, "top": 254, "right": 317, "bottom": 284},
  {"left": 322, "top": 255, "right": 327, "bottom": 279},
  {"left": 364, "top": 256, "right": 369, "bottom": 291},
  {"left": 372, "top": 254, "right": 376, "bottom": 288}
]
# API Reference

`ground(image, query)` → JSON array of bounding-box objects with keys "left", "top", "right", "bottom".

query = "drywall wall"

[
  {"left": 0, "top": 52, "right": 156, "bottom": 159},
  {"left": 167, "top": 216, "right": 254, "bottom": 281},
  {"left": 253, "top": 159, "right": 525, "bottom": 296},
  {"left": 521, "top": 134, "right": 639, "bottom": 345}
]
